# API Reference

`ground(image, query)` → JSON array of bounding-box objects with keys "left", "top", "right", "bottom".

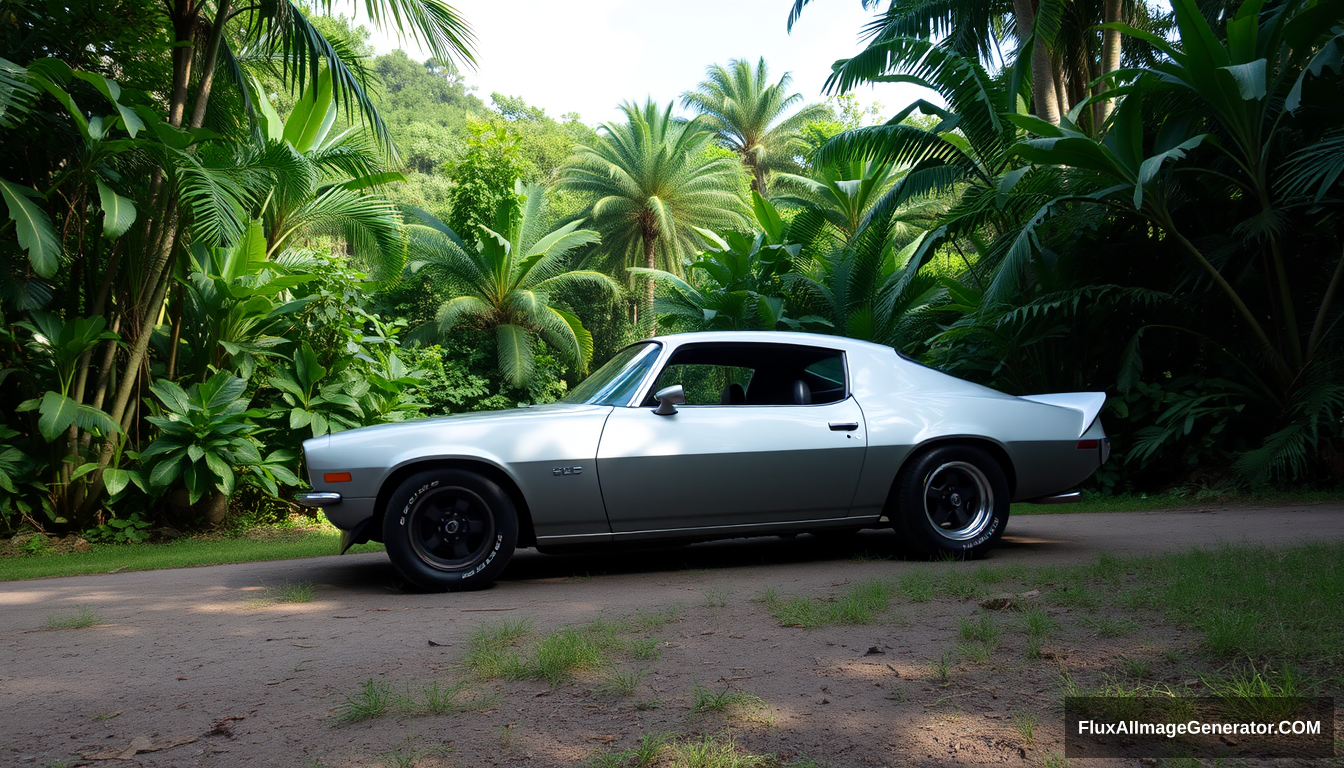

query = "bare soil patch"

[{"left": 1, "top": 504, "right": 1341, "bottom": 767}]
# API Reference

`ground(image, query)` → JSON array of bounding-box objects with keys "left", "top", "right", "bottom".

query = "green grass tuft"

[
  {"left": 333, "top": 679, "right": 394, "bottom": 725},
  {"left": 763, "top": 579, "right": 893, "bottom": 627},
  {"left": 44, "top": 606, "right": 103, "bottom": 629},
  {"left": 898, "top": 571, "right": 934, "bottom": 602},
  {"left": 246, "top": 580, "right": 315, "bottom": 607}
]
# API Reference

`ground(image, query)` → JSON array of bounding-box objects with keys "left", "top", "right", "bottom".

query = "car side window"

[
  {"left": 652, "top": 364, "right": 754, "bottom": 405},
  {"left": 643, "top": 343, "right": 847, "bottom": 406}
]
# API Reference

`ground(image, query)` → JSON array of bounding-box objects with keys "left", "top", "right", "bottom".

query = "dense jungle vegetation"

[{"left": 1, "top": 0, "right": 1341, "bottom": 540}]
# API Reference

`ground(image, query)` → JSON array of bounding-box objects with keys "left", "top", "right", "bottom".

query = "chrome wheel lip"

[
  {"left": 408, "top": 486, "right": 495, "bottom": 571},
  {"left": 922, "top": 461, "right": 995, "bottom": 542}
]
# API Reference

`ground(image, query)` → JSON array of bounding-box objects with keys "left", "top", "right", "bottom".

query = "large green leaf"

[
  {"left": 35, "top": 391, "right": 121, "bottom": 442},
  {"left": 494, "top": 324, "right": 534, "bottom": 387},
  {"left": 102, "top": 468, "right": 130, "bottom": 497},
  {"left": 0, "top": 178, "right": 60, "bottom": 277},
  {"left": 283, "top": 66, "right": 335, "bottom": 153},
  {"left": 95, "top": 179, "right": 136, "bottom": 238}
]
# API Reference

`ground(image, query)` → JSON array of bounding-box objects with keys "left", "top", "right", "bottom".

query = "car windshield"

[{"left": 562, "top": 342, "right": 662, "bottom": 406}]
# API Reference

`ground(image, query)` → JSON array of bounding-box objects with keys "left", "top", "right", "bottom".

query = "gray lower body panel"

[
  {"left": 321, "top": 497, "right": 376, "bottom": 530},
  {"left": 535, "top": 514, "right": 881, "bottom": 547}
]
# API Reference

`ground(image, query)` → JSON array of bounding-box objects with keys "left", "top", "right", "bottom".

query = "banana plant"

[
  {"left": 14, "top": 312, "right": 121, "bottom": 442},
  {"left": 172, "top": 219, "right": 314, "bottom": 381},
  {"left": 247, "top": 69, "right": 408, "bottom": 278}
]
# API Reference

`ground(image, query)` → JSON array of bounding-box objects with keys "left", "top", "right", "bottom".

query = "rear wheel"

[
  {"left": 382, "top": 469, "right": 518, "bottom": 591},
  {"left": 892, "top": 445, "right": 1009, "bottom": 559}
]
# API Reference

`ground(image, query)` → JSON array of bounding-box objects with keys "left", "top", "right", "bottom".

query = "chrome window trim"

[{"left": 624, "top": 340, "right": 851, "bottom": 408}]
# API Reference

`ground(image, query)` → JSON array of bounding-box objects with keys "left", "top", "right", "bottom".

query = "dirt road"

[{"left": 3, "top": 504, "right": 1341, "bottom": 767}]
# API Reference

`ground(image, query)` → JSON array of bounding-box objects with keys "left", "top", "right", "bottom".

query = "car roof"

[{"left": 642, "top": 331, "right": 900, "bottom": 356}]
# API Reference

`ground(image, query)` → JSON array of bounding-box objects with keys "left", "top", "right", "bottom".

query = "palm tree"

[
  {"left": 558, "top": 99, "right": 749, "bottom": 327},
  {"left": 407, "top": 182, "right": 619, "bottom": 386},
  {"left": 681, "top": 58, "right": 828, "bottom": 193},
  {"left": 76, "top": 0, "right": 475, "bottom": 513},
  {"left": 250, "top": 70, "right": 406, "bottom": 277},
  {"left": 787, "top": 0, "right": 1162, "bottom": 129}
]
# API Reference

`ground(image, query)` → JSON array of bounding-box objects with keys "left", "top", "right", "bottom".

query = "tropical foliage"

[{"left": 1, "top": 0, "right": 1341, "bottom": 542}]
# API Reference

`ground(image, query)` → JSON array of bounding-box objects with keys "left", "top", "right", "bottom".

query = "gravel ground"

[{"left": 2, "top": 503, "right": 1341, "bottom": 767}]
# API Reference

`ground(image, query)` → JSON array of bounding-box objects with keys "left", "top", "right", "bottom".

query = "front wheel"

[
  {"left": 892, "top": 445, "right": 1009, "bottom": 559},
  {"left": 382, "top": 469, "right": 518, "bottom": 591}
]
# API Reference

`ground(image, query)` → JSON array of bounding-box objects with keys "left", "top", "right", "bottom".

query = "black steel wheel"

[
  {"left": 382, "top": 469, "right": 518, "bottom": 591},
  {"left": 892, "top": 445, "right": 1010, "bottom": 559}
]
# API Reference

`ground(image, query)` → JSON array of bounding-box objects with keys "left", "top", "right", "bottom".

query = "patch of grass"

[
  {"left": 630, "top": 604, "right": 682, "bottom": 631},
  {"left": 595, "top": 668, "right": 646, "bottom": 698},
  {"left": 245, "top": 580, "right": 315, "bottom": 607},
  {"left": 44, "top": 606, "right": 103, "bottom": 629},
  {"left": 527, "top": 627, "right": 606, "bottom": 686},
  {"left": 467, "top": 611, "right": 669, "bottom": 688},
  {"left": 1201, "top": 660, "right": 1307, "bottom": 720},
  {"left": 0, "top": 528, "right": 383, "bottom": 581},
  {"left": 940, "top": 569, "right": 981, "bottom": 599},
  {"left": 1081, "top": 615, "right": 1139, "bottom": 637},
  {"left": 666, "top": 733, "right": 775, "bottom": 767},
  {"left": 1039, "top": 753, "right": 1070, "bottom": 768},
  {"left": 688, "top": 682, "right": 766, "bottom": 718},
  {"left": 1118, "top": 654, "right": 1151, "bottom": 679},
  {"left": 378, "top": 737, "right": 450, "bottom": 768},
  {"left": 957, "top": 614, "right": 1000, "bottom": 664},
  {"left": 930, "top": 649, "right": 954, "bottom": 686},
  {"left": 1111, "top": 541, "right": 1344, "bottom": 663},
  {"left": 413, "top": 679, "right": 497, "bottom": 715},
  {"left": 594, "top": 733, "right": 775, "bottom": 768},
  {"left": 897, "top": 571, "right": 934, "bottom": 602},
  {"left": 704, "top": 585, "right": 732, "bottom": 608},
  {"left": 1011, "top": 710, "right": 1039, "bottom": 745},
  {"left": 627, "top": 638, "right": 663, "bottom": 661},
  {"left": 1049, "top": 584, "right": 1099, "bottom": 610},
  {"left": 464, "top": 618, "right": 534, "bottom": 679},
  {"left": 334, "top": 679, "right": 394, "bottom": 725},
  {"left": 763, "top": 579, "right": 893, "bottom": 627},
  {"left": 588, "top": 732, "right": 673, "bottom": 768}
]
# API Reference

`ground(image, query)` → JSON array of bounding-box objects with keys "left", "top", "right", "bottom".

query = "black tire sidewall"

[
  {"left": 895, "top": 445, "right": 1010, "bottom": 559},
  {"left": 382, "top": 469, "right": 518, "bottom": 592}
]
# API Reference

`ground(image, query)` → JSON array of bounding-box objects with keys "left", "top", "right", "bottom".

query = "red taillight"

[
  {"left": 1076, "top": 440, "right": 1098, "bottom": 450},
  {"left": 324, "top": 472, "right": 352, "bottom": 483}
]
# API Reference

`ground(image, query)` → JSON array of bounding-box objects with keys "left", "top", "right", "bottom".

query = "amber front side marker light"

[{"left": 323, "top": 472, "right": 352, "bottom": 483}]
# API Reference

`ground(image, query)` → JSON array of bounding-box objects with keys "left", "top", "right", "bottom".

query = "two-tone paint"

[{"left": 300, "top": 332, "right": 1108, "bottom": 551}]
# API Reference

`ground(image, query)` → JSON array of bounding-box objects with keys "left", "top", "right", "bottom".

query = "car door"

[{"left": 595, "top": 343, "right": 868, "bottom": 533}]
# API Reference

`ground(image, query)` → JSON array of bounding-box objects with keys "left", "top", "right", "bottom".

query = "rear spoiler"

[{"left": 1018, "top": 392, "right": 1106, "bottom": 437}]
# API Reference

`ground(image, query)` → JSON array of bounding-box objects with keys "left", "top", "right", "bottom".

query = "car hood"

[{"left": 312, "top": 402, "right": 608, "bottom": 449}]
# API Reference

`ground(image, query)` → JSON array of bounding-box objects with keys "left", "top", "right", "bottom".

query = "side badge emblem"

[{"left": 552, "top": 466, "right": 583, "bottom": 476}]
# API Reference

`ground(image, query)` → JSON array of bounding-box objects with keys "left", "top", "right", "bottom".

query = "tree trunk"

[
  {"left": 1096, "top": 0, "right": 1123, "bottom": 123},
  {"left": 1012, "top": 0, "right": 1060, "bottom": 124},
  {"left": 1053, "top": 61, "right": 1070, "bottom": 116},
  {"left": 188, "top": 0, "right": 233, "bottom": 130},
  {"left": 641, "top": 221, "right": 658, "bottom": 332}
]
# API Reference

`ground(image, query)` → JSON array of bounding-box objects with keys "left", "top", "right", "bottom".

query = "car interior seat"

[
  {"left": 720, "top": 382, "right": 746, "bottom": 405},
  {"left": 791, "top": 379, "right": 812, "bottom": 405}
]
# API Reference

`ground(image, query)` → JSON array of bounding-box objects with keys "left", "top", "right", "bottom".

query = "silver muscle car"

[{"left": 297, "top": 331, "right": 1110, "bottom": 591}]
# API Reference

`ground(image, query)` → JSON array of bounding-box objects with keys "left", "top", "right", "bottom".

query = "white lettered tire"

[{"left": 382, "top": 469, "right": 518, "bottom": 591}]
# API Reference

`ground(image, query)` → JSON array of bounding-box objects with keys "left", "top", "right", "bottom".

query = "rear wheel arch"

[
  {"left": 373, "top": 459, "right": 536, "bottom": 548},
  {"left": 885, "top": 436, "right": 1017, "bottom": 511}
]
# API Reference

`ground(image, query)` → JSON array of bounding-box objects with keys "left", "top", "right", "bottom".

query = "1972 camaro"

[{"left": 297, "top": 331, "right": 1110, "bottom": 591}]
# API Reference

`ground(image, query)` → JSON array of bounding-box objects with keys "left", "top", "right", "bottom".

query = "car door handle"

[{"left": 828, "top": 421, "right": 859, "bottom": 431}]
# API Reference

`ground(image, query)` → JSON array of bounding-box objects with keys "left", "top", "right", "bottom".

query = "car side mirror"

[{"left": 653, "top": 385, "right": 685, "bottom": 416}]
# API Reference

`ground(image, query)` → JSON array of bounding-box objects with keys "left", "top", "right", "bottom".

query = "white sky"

[{"left": 344, "top": 0, "right": 930, "bottom": 125}]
